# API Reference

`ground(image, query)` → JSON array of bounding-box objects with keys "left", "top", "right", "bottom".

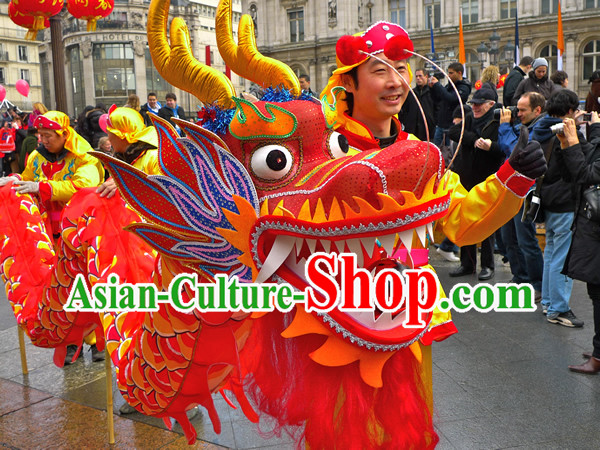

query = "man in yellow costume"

[
  {"left": 0, "top": 110, "right": 105, "bottom": 363},
  {"left": 0, "top": 111, "right": 104, "bottom": 236},
  {"left": 321, "top": 21, "right": 547, "bottom": 343},
  {"left": 96, "top": 105, "right": 160, "bottom": 199}
]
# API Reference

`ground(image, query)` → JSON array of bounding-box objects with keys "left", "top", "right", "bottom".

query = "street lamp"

[
  {"left": 477, "top": 41, "right": 489, "bottom": 69},
  {"left": 477, "top": 31, "right": 511, "bottom": 70},
  {"left": 488, "top": 30, "right": 501, "bottom": 65},
  {"left": 503, "top": 40, "right": 515, "bottom": 66}
]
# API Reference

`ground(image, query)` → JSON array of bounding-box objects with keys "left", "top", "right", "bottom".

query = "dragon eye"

[
  {"left": 328, "top": 131, "right": 349, "bottom": 158},
  {"left": 250, "top": 145, "right": 293, "bottom": 180}
]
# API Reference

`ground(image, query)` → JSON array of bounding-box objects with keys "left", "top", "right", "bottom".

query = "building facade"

[
  {"left": 0, "top": 6, "right": 44, "bottom": 112},
  {"left": 39, "top": 0, "right": 245, "bottom": 118},
  {"left": 243, "top": 0, "right": 600, "bottom": 100}
]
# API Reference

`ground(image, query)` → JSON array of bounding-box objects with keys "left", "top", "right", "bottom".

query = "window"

[
  {"left": 465, "top": 51, "right": 479, "bottom": 85},
  {"left": 288, "top": 9, "right": 304, "bottom": 43},
  {"left": 19, "top": 69, "right": 30, "bottom": 83},
  {"left": 145, "top": 48, "right": 171, "bottom": 102},
  {"left": 462, "top": 0, "right": 478, "bottom": 24},
  {"left": 539, "top": 44, "right": 558, "bottom": 74},
  {"left": 583, "top": 40, "right": 600, "bottom": 81},
  {"left": 93, "top": 43, "right": 135, "bottom": 102},
  {"left": 500, "top": 0, "right": 517, "bottom": 19},
  {"left": 424, "top": 1, "right": 441, "bottom": 29},
  {"left": 389, "top": 0, "right": 406, "bottom": 28},
  {"left": 585, "top": 0, "right": 599, "bottom": 8},
  {"left": 68, "top": 45, "right": 85, "bottom": 116},
  {"left": 18, "top": 45, "right": 28, "bottom": 62},
  {"left": 541, "top": 0, "right": 559, "bottom": 14},
  {"left": 0, "top": 68, "right": 5, "bottom": 85}
]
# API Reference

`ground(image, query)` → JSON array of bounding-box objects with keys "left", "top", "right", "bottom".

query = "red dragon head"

[{"left": 95, "top": 0, "right": 454, "bottom": 356}]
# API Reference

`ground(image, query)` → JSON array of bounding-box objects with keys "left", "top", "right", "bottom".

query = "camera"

[
  {"left": 522, "top": 193, "right": 542, "bottom": 223},
  {"left": 432, "top": 71, "right": 445, "bottom": 80},
  {"left": 493, "top": 106, "right": 517, "bottom": 121},
  {"left": 582, "top": 112, "right": 592, "bottom": 121},
  {"left": 550, "top": 123, "right": 564, "bottom": 135}
]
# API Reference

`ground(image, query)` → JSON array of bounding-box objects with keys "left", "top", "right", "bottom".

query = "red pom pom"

[
  {"left": 336, "top": 35, "right": 368, "bottom": 66},
  {"left": 383, "top": 34, "right": 414, "bottom": 61},
  {"left": 474, "top": 79, "right": 482, "bottom": 90}
]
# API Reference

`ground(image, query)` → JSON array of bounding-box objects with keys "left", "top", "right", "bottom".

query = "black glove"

[{"left": 508, "top": 125, "right": 547, "bottom": 179}]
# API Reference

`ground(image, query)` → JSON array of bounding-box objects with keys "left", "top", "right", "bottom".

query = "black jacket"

[
  {"left": 448, "top": 109, "right": 504, "bottom": 190},
  {"left": 158, "top": 105, "right": 187, "bottom": 124},
  {"left": 503, "top": 66, "right": 526, "bottom": 106},
  {"left": 559, "top": 123, "right": 600, "bottom": 284},
  {"left": 399, "top": 84, "right": 437, "bottom": 141},
  {"left": 430, "top": 78, "right": 472, "bottom": 129},
  {"left": 140, "top": 103, "right": 160, "bottom": 127},
  {"left": 513, "top": 71, "right": 559, "bottom": 103}
]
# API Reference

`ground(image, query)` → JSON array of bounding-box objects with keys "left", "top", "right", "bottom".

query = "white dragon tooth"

[
  {"left": 306, "top": 238, "right": 317, "bottom": 254},
  {"left": 379, "top": 234, "right": 396, "bottom": 255},
  {"left": 360, "top": 237, "right": 377, "bottom": 258},
  {"left": 398, "top": 230, "right": 413, "bottom": 253},
  {"left": 415, "top": 225, "right": 427, "bottom": 247},
  {"left": 336, "top": 240, "right": 347, "bottom": 253},
  {"left": 346, "top": 238, "right": 364, "bottom": 268},
  {"left": 321, "top": 239, "right": 331, "bottom": 253},
  {"left": 346, "top": 238, "right": 362, "bottom": 256},
  {"left": 255, "top": 235, "right": 296, "bottom": 283},
  {"left": 426, "top": 222, "right": 435, "bottom": 244},
  {"left": 295, "top": 237, "right": 304, "bottom": 256}
]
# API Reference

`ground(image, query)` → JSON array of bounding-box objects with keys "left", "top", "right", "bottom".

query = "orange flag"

[
  {"left": 557, "top": 0, "right": 564, "bottom": 70},
  {"left": 459, "top": 10, "right": 466, "bottom": 72}
]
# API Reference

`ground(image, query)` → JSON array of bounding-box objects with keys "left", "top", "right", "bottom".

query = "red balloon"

[
  {"left": 16, "top": 79, "right": 29, "bottom": 97},
  {"left": 0, "top": 85, "right": 5, "bottom": 103}
]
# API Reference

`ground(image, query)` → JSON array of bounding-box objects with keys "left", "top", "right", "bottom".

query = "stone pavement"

[{"left": 1, "top": 249, "right": 600, "bottom": 449}]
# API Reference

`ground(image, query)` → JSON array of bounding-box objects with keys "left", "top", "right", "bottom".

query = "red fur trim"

[
  {"left": 241, "top": 311, "right": 439, "bottom": 449},
  {"left": 496, "top": 160, "right": 535, "bottom": 197},
  {"left": 336, "top": 35, "right": 368, "bottom": 66},
  {"left": 383, "top": 34, "right": 414, "bottom": 61}
]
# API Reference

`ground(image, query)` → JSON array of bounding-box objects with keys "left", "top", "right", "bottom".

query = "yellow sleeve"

[
  {"left": 20, "top": 151, "right": 39, "bottom": 182},
  {"left": 47, "top": 154, "right": 103, "bottom": 204},
  {"left": 440, "top": 162, "right": 534, "bottom": 246}
]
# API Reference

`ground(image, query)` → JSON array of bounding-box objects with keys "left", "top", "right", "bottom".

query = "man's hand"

[
  {"left": 556, "top": 118, "right": 579, "bottom": 149},
  {"left": 508, "top": 125, "right": 547, "bottom": 179},
  {"left": 0, "top": 176, "right": 18, "bottom": 187},
  {"left": 499, "top": 108, "right": 513, "bottom": 124},
  {"left": 428, "top": 76, "right": 439, "bottom": 86},
  {"left": 96, "top": 178, "right": 118, "bottom": 199},
  {"left": 475, "top": 138, "right": 492, "bottom": 151},
  {"left": 13, "top": 181, "right": 39, "bottom": 194}
]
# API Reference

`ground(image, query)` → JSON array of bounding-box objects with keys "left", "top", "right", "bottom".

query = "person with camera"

[
  {"left": 553, "top": 113, "right": 600, "bottom": 371},
  {"left": 447, "top": 87, "right": 505, "bottom": 280},
  {"left": 529, "top": 89, "right": 587, "bottom": 327},
  {"left": 497, "top": 92, "right": 546, "bottom": 300},
  {"left": 429, "top": 62, "right": 472, "bottom": 149}
]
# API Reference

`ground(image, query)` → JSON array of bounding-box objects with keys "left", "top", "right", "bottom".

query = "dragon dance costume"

[{"left": 0, "top": 1, "right": 546, "bottom": 448}]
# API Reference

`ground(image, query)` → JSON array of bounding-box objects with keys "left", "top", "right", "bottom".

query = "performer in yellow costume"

[
  {"left": 321, "top": 21, "right": 547, "bottom": 343},
  {"left": 97, "top": 105, "right": 160, "bottom": 199},
  {"left": 0, "top": 111, "right": 104, "bottom": 236},
  {"left": 0, "top": 110, "right": 105, "bottom": 363}
]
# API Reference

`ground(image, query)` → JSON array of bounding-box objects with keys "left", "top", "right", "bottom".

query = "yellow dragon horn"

[
  {"left": 216, "top": 0, "right": 301, "bottom": 97},
  {"left": 148, "top": 0, "right": 237, "bottom": 109}
]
